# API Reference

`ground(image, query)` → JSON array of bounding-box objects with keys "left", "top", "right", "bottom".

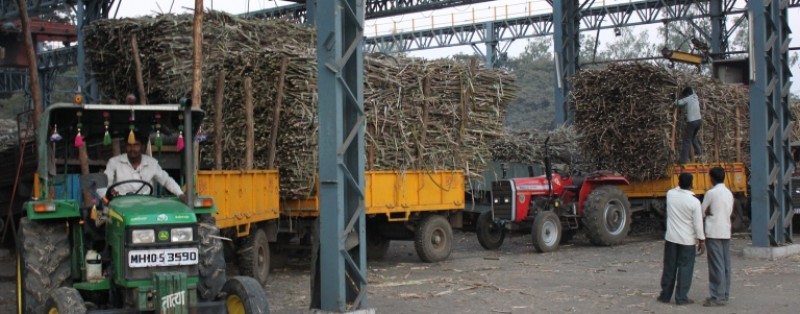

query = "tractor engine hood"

[
  {"left": 108, "top": 196, "right": 197, "bottom": 226},
  {"left": 511, "top": 174, "right": 564, "bottom": 193}
]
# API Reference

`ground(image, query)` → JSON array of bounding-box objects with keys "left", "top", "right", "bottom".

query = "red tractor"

[{"left": 477, "top": 138, "right": 632, "bottom": 252}]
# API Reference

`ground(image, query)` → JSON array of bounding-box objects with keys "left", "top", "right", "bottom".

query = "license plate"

[{"left": 128, "top": 248, "right": 198, "bottom": 268}]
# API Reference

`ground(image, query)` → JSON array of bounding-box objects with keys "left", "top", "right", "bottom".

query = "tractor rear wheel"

[
  {"left": 476, "top": 211, "right": 505, "bottom": 250},
  {"left": 582, "top": 185, "right": 632, "bottom": 246},
  {"left": 414, "top": 215, "right": 453, "bottom": 262},
  {"left": 238, "top": 227, "right": 270, "bottom": 286},
  {"left": 198, "top": 215, "right": 227, "bottom": 301},
  {"left": 531, "top": 211, "right": 561, "bottom": 253},
  {"left": 17, "top": 217, "right": 72, "bottom": 314},
  {"left": 44, "top": 287, "right": 87, "bottom": 314},
  {"left": 222, "top": 276, "right": 271, "bottom": 314},
  {"left": 366, "top": 229, "right": 391, "bottom": 260}
]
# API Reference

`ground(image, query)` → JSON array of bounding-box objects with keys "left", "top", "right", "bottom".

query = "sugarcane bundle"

[
  {"left": 85, "top": 12, "right": 517, "bottom": 199},
  {"left": 571, "top": 62, "right": 749, "bottom": 182},
  {"left": 490, "top": 125, "right": 580, "bottom": 166}
]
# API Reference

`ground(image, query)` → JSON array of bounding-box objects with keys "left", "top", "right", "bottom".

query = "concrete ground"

[{"left": 2, "top": 232, "right": 800, "bottom": 313}]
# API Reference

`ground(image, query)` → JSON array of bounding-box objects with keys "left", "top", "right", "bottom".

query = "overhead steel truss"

[
  {"left": 365, "top": 0, "right": 789, "bottom": 54},
  {"left": 0, "top": 67, "right": 26, "bottom": 93},
  {"left": 242, "top": 0, "right": 495, "bottom": 22},
  {"left": 0, "top": 0, "right": 69, "bottom": 19}
]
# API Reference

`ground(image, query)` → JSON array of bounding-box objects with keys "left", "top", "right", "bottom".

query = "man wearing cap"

[
  {"left": 657, "top": 173, "right": 706, "bottom": 305},
  {"left": 104, "top": 131, "right": 187, "bottom": 202}
]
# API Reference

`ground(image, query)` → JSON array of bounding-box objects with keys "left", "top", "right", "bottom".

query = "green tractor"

[{"left": 16, "top": 101, "right": 269, "bottom": 313}]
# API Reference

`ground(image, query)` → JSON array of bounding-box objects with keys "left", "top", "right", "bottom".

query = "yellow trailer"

[
  {"left": 196, "top": 169, "right": 465, "bottom": 285},
  {"left": 620, "top": 162, "right": 749, "bottom": 229}
]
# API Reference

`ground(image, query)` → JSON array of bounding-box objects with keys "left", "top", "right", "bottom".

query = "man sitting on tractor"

[{"left": 104, "top": 130, "right": 187, "bottom": 202}]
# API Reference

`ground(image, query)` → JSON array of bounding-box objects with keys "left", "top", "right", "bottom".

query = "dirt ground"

[{"left": 3, "top": 230, "right": 800, "bottom": 313}]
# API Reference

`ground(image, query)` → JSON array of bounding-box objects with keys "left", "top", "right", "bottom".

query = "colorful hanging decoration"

[
  {"left": 74, "top": 111, "right": 84, "bottom": 147},
  {"left": 195, "top": 126, "right": 207, "bottom": 142},
  {"left": 50, "top": 124, "right": 62, "bottom": 142},
  {"left": 102, "top": 111, "right": 111, "bottom": 145},
  {"left": 127, "top": 114, "right": 136, "bottom": 144},
  {"left": 176, "top": 114, "right": 185, "bottom": 151},
  {"left": 154, "top": 113, "right": 163, "bottom": 149}
]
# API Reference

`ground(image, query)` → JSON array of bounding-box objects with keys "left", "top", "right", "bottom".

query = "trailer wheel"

[
  {"left": 731, "top": 199, "right": 747, "bottom": 232},
  {"left": 414, "top": 215, "right": 453, "bottom": 262},
  {"left": 476, "top": 211, "right": 505, "bottom": 250},
  {"left": 44, "top": 287, "right": 87, "bottom": 314},
  {"left": 198, "top": 215, "right": 227, "bottom": 301},
  {"left": 366, "top": 229, "right": 391, "bottom": 260},
  {"left": 17, "top": 217, "right": 72, "bottom": 314},
  {"left": 238, "top": 227, "right": 270, "bottom": 286},
  {"left": 222, "top": 276, "right": 271, "bottom": 314},
  {"left": 531, "top": 211, "right": 561, "bottom": 253},
  {"left": 582, "top": 185, "right": 632, "bottom": 246}
]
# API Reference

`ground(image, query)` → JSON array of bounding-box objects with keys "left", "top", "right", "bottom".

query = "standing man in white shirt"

[
  {"left": 658, "top": 173, "right": 706, "bottom": 305},
  {"left": 701, "top": 167, "right": 734, "bottom": 307},
  {"left": 105, "top": 130, "right": 187, "bottom": 202}
]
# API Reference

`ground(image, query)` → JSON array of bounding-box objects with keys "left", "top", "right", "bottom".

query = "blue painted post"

[
  {"left": 552, "top": 0, "right": 579, "bottom": 126},
  {"left": 710, "top": 0, "right": 724, "bottom": 57},
  {"left": 747, "top": 0, "right": 793, "bottom": 247},
  {"left": 484, "top": 22, "right": 497, "bottom": 68},
  {"left": 315, "top": 0, "right": 368, "bottom": 311}
]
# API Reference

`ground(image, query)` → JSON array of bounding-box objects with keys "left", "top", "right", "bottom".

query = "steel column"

[
  {"left": 748, "top": 0, "right": 793, "bottom": 247},
  {"left": 484, "top": 22, "right": 497, "bottom": 68},
  {"left": 306, "top": 0, "right": 316, "bottom": 26},
  {"left": 710, "top": 0, "right": 725, "bottom": 57},
  {"left": 315, "top": 0, "right": 368, "bottom": 312},
  {"left": 553, "top": 0, "right": 581, "bottom": 125}
]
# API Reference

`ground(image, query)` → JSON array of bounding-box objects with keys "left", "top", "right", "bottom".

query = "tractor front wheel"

[
  {"left": 531, "top": 211, "right": 561, "bottom": 253},
  {"left": 476, "top": 211, "right": 505, "bottom": 250},
  {"left": 198, "top": 215, "right": 227, "bottom": 301},
  {"left": 44, "top": 287, "right": 87, "bottom": 314},
  {"left": 582, "top": 185, "right": 632, "bottom": 246},
  {"left": 222, "top": 276, "right": 271, "bottom": 314},
  {"left": 414, "top": 215, "right": 453, "bottom": 262},
  {"left": 238, "top": 227, "right": 270, "bottom": 286},
  {"left": 17, "top": 217, "right": 72, "bottom": 314}
]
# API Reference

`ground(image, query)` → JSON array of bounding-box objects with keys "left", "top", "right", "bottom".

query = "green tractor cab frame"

[{"left": 17, "top": 103, "right": 269, "bottom": 313}]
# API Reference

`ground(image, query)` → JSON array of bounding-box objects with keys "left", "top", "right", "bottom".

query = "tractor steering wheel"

[{"left": 106, "top": 179, "right": 154, "bottom": 200}]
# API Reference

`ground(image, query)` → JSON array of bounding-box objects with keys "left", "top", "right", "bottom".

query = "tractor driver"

[{"left": 104, "top": 130, "right": 187, "bottom": 202}]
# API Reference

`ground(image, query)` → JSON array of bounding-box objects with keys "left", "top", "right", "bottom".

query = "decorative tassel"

[
  {"left": 50, "top": 125, "right": 62, "bottom": 142},
  {"left": 176, "top": 131, "right": 185, "bottom": 151},
  {"left": 195, "top": 127, "right": 207, "bottom": 142},
  {"left": 74, "top": 129, "right": 84, "bottom": 147},
  {"left": 103, "top": 131, "right": 111, "bottom": 145},
  {"left": 155, "top": 130, "right": 163, "bottom": 148},
  {"left": 128, "top": 129, "right": 136, "bottom": 144}
]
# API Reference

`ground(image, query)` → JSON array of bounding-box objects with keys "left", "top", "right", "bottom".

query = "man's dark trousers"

[
  {"left": 706, "top": 238, "right": 731, "bottom": 303},
  {"left": 659, "top": 240, "right": 696, "bottom": 303},
  {"left": 680, "top": 119, "right": 702, "bottom": 164}
]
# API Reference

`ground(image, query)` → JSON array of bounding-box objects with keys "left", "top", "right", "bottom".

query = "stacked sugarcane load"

[
  {"left": 570, "top": 62, "right": 750, "bottom": 182},
  {"left": 85, "top": 12, "right": 517, "bottom": 199},
  {"left": 490, "top": 125, "right": 580, "bottom": 166},
  {"left": 792, "top": 99, "right": 800, "bottom": 142}
]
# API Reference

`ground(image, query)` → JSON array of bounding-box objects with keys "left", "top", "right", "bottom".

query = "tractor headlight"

[
  {"left": 493, "top": 198, "right": 499, "bottom": 204},
  {"left": 504, "top": 197, "right": 510, "bottom": 203},
  {"left": 132, "top": 229, "right": 155, "bottom": 244},
  {"left": 170, "top": 227, "right": 193, "bottom": 242}
]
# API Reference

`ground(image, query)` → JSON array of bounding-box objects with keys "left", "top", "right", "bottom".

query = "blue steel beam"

[
  {"left": 0, "top": 0, "right": 68, "bottom": 20},
  {"left": 242, "top": 0, "right": 495, "bottom": 22},
  {"left": 36, "top": 46, "right": 76, "bottom": 70},
  {"left": 748, "top": 0, "right": 793, "bottom": 246},
  {"left": 365, "top": 0, "right": 800, "bottom": 53},
  {"left": 315, "top": 0, "right": 368, "bottom": 311}
]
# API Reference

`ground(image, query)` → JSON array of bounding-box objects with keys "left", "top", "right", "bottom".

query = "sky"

[{"left": 115, "top": 0, "right": 800, "bottom": 95}]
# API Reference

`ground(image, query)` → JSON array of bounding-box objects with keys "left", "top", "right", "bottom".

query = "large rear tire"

[
  {"left": 531, "top": 211, "right": 561, "bottom": 253},
  {"left": 237, "top": 227, "right": 270, "bottom": 286},
  {"left": 414, "top": 215, "right": 453, "bottom": 262},
  {"left": 44, "top": 287, "right": 87, "bottom": 314},
  {"left": 582, "top": 185, "right": 632, "bottom": 246},
  {"left": 17, "top": 217, "right": 72, "bottom": 314},
  {"left": 366, "top": 229, "right": 391, "bottom": 260},
  {"left": 222, "top": 276, "right": 271, "bottom": 314},
  {"left": 476, "top": 211, "right": 505, "bottom": 250},
  {"left": 198, "top": 215, "right": 226, "bottom": 301}
]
